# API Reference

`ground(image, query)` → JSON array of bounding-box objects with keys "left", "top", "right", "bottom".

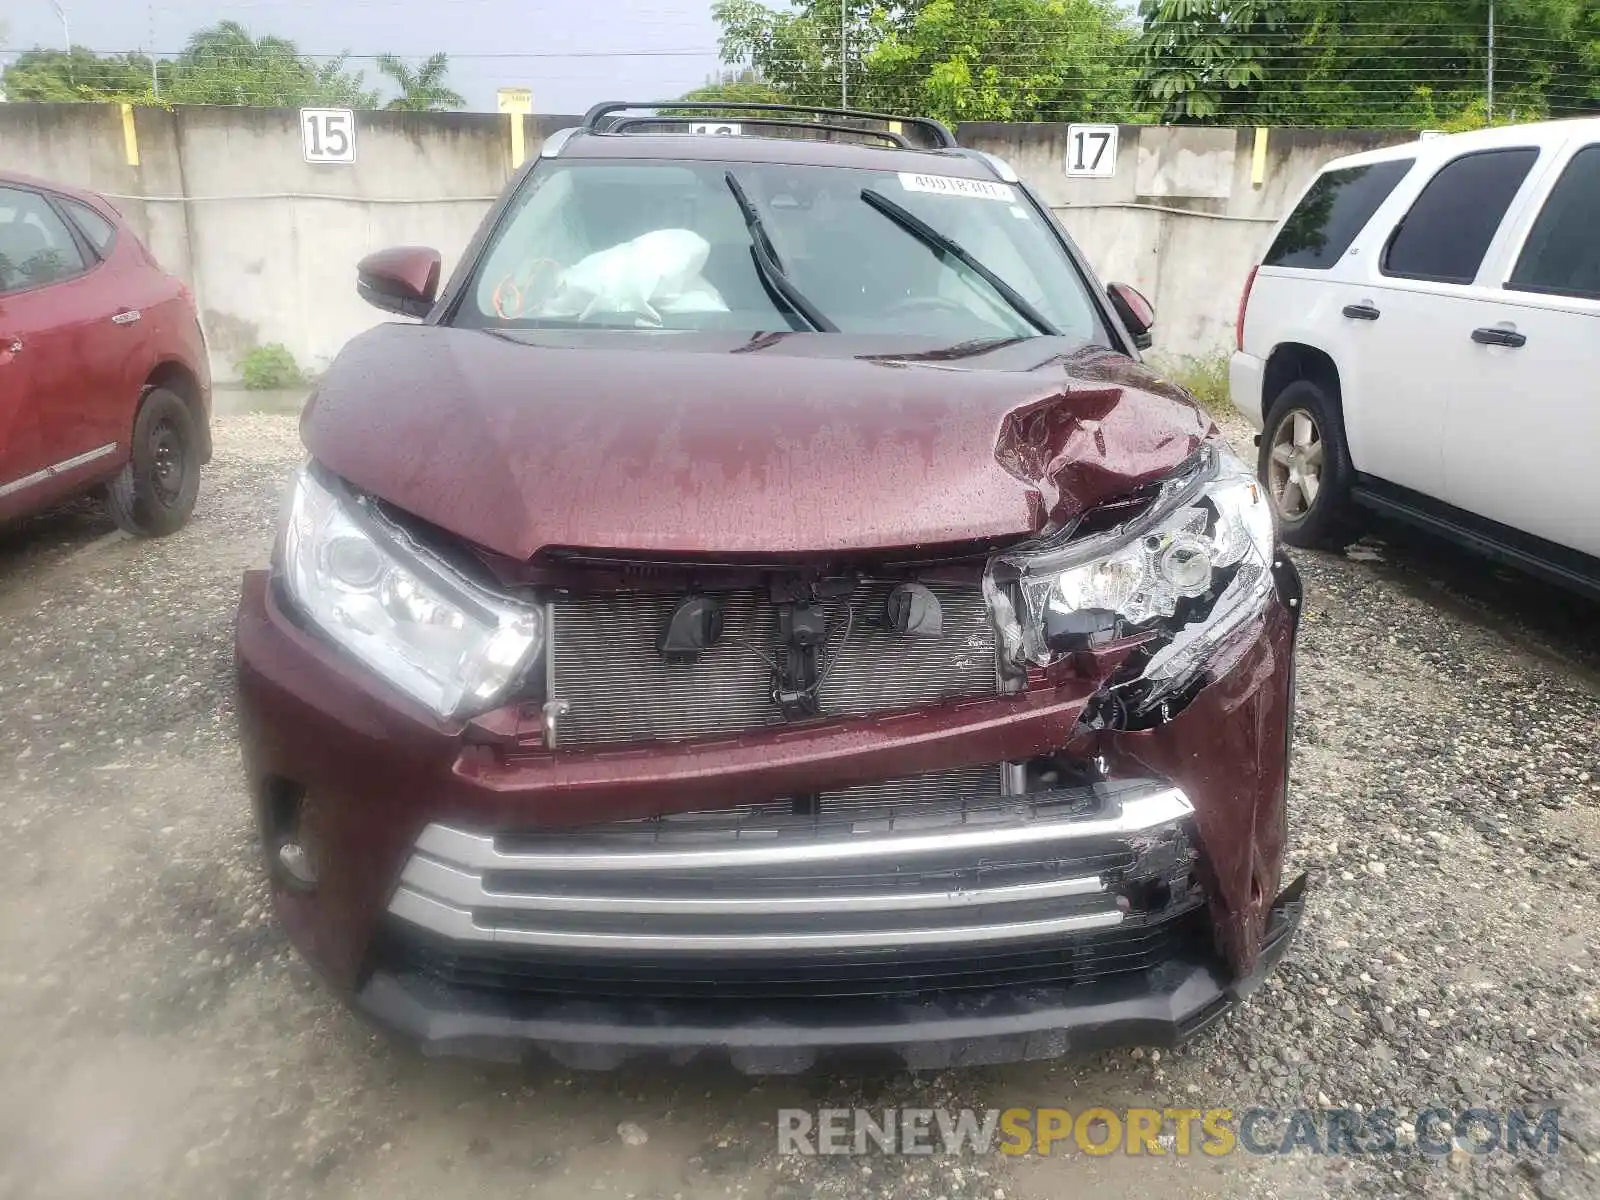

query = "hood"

[{"left": 302, "top": 325, "right": 1212, "bottom": 561}]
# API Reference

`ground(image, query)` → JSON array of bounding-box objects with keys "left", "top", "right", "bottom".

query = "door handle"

[
  {"left": 111, "top": 309, "right": 142, "bottom": 326},
  {"left": 1342, "top": 303, "right": 1381, "bottom": 321},
  {"left": 1471, "top": 326, "right": 1526, "bottom": 348}
]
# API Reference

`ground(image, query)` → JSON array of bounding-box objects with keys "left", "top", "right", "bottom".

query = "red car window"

[
  {"left": 0, "top": 187, "right": 89, "bottom": 293},
  {"left": 60, "top": 197, "right": 118, "bottom": 258}
]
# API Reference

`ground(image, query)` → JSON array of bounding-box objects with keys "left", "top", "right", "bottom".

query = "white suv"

[{"left": 1232, "top": 118, "right": 1599, "bottom": 598}]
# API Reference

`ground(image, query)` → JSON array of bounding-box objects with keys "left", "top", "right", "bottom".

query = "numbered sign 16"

[
  {"left": 691, "top": 122, "right": 742, "bottom": 136},
  {"left": 301, "top": 109, "right": 355, "bottom": 164},
  {"left": 1065, "top": 124, "right": 1119, "bottom": 178}
]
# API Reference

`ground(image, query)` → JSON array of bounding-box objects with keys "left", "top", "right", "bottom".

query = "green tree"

[
  {"left": 163, "top": 21, "right": 378, "bottom": 108},
  {"left": 2, "top": 47, "right": 160, "bottom": 103},
  {"left": 870, "top": 0, "right": 1141, "bottom": 124},
  {"left": 376, "top": 52, "right": 465, "bottom": 111},
  {"left": 1133, "top": 0, "right": 1288, "bottom": 122},
  {"left": 1134, "top": 0, "right": 1596, "bottom": 126},
  {"left": 711, "top": 0, "right": 885, "bottom": 111},
  {"left": 710, "top": 0, "right": 1142, "bottom": 124},
  {"left": 666, "top": 76, "right": 790, "bottom": 119}
]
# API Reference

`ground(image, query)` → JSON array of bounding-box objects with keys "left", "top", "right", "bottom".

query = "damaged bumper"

[
  {"left": 358, "top": 875, "right": 1305, "bottom": 1073},
  {"left": 235, "top": 545, "right": 1304, "bottom": 1069}
]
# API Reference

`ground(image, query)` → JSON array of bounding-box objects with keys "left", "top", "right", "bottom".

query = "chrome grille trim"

[
  {"left": 389, "top": 888, "right": 1126, "bottom": 951},
  {"left": 401, "top": 853, "right": 1106, "bottom": 914},
  {"left": 387, "top": 784, "right": 1195, "bottom": 954},
  {"left": 414, "top": 786, "right": 1191, "bottom": 873}
]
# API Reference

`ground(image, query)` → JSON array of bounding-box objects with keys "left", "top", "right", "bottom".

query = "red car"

[
  {"left": 236, "top": 103, "right": 1305, "bottom": 1072},
  {"left": 0, "top": 172, "right": 211, "bottom": 535}
]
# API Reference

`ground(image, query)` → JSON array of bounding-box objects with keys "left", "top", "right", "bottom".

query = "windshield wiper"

[
  {"left": 859, "top": 188, "right": 1059, "bottom": 337},
  {"left": 724, "top": 171, "right": 836, "bottom": 333}
]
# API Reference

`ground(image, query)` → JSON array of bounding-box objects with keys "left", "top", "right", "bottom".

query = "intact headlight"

[
  {"left": 277, "top": 466, "right": 544, "bottom": 719},
  {"left": 988, "top": 445, "right": 1277, "bottom": 712}
]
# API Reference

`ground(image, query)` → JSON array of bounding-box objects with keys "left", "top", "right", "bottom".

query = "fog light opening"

[
  {"left": 277, "top": 841, "right": 318, "bottom": 889},
  {"left": 262, "top": 777, "right": 317, "bottom": 893}
]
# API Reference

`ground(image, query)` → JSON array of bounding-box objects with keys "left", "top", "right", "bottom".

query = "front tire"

[
  {"left": 1259, "top": 380, "right": 1352, "bottom": 548},
  {"left": 107, "top": 387, "right": 202, "bottom": 537}
]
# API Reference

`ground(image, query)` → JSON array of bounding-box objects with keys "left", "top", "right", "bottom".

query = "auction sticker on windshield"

[{"left": 898, "top": 173, "right": 1017, "bottom": 202}]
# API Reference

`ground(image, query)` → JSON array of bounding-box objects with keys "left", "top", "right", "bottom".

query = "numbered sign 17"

[
  {"left": 1065, "top": 124, "right": 1118, "bottom": 179},
  {"left": 301, "top": 109, "right": 356, "bottom": 164}
]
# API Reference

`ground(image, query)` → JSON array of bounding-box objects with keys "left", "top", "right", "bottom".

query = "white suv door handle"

[{"left": 1472, "top": 326, "right": 1527, "bottom": 348}]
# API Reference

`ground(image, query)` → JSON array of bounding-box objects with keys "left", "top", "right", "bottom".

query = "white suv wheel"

[{"left": 1267, "top": 408, "right": 1325, "bottom": 519}]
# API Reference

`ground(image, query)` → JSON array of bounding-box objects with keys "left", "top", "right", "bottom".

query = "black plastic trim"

[
  {"left": 1350, "top": 474, "right": 1600, "bottom": 601},
  {"left": 354, "top": 875, "right": 1306, "bottom": 1072}
]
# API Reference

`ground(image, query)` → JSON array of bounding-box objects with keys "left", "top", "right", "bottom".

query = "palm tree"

[{"left": 376, "top": 53, "right": 465, "bottom": 111}]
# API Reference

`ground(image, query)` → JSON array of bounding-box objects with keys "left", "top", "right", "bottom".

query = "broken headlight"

[
  {"left": 988, "top": 445, "right": 1276, "bottom": 713},
  {"left": 277, "top": 466, "right": 544, "bottom": 720}
]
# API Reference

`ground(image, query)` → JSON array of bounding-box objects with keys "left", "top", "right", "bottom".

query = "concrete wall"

[
  {"left": 1, "top": 104, "right": 1416, "bottom": 376},
  {"left": 0, "top": 105, "right": 578, "bottom": 380},
  {"left": 959, "top": 123, "right": 1412, "bottom": 359}
]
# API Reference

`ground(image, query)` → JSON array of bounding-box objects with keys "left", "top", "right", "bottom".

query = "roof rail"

[
  {"left": 607, "top": 115, "right": 912, "bottom": 149},
  {"left": 581, "top": 101, "right": 958, "bottom": 150}
]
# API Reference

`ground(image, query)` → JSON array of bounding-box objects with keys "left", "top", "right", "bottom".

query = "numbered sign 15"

[
  {"left": 1066, "top": 124, "right": 1119, "bottom": 178},
  {"left": 301, "top": 109, "right": 355, "bottom": 164}
]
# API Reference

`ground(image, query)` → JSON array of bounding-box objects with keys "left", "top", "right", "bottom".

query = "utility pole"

[
  {"left": 149, "top": 2, "right": 159, "bottom": 98},
  {"left": 51, "top": 1, "right": 71, "bottom": 85},
  {"left": 1487, "top": 0, "right": 1496, "bottom": 122},
  {"left": 840, "top": 0, "right": 848, "bottom": 108}
]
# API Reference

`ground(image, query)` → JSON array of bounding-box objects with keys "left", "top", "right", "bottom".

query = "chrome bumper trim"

[
  {"left": 412, "top": 786, "right": 1193, "bottom": 873},
  {"left": 387, "top": 782, "right": 1196, "bottom": 955}
]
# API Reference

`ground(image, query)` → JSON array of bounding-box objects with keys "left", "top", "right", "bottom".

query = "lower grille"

[
  {"left": 548, "top": 581, "right": 997, "bottom": 745},
  {"left": 382, "top": 779, "right": 1205, "bottom": 1003},
  {"left": 379, "top": 908, "right": 1211, "bottom": 1001}
]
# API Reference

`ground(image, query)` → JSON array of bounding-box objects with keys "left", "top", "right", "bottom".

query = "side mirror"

[
  {"left": 357, "top": 246, "right": 442, "bottom": 318},
  {"left": 1107, "top": 282, "right": 1155, "bottom": 351}
]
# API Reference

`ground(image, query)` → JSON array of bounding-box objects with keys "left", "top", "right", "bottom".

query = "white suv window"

[
  {"left": 1508, "top": 144, "right": 1600, "bottom": 301},
  {"left": 1263, "top": 159, "right": 1413, "bottom": 271},
  {"left": 1381, "top": 148, "right": 1538, "bottom": 284}
]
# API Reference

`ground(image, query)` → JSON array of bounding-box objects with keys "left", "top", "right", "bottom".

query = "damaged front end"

[{"left": 245, "top": 416, "right": 1304, "bottom": 1072}]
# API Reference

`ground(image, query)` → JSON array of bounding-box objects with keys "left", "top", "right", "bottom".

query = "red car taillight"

[{"left": 1236, "top": 265, "right": 1259, "bottom": 353}]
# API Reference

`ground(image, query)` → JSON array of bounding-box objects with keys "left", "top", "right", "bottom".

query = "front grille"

[
  {"left": 548, "top": 581, "right": 997, "bottom": 745},
  {"left": 381, "top": 779, "right": 1207, "bottom": 1003},
  {"left": 379, "top": 907, "right": 1210, "bottom": 1001}
]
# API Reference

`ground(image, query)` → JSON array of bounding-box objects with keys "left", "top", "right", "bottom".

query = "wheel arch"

[
  {"left": 1263, "top": 342, "right": 1342, "bottom": 412},
  {"left": 1262, "top": 342, "right": 1353, "bottom": 466},
  {"left": 140, "top": 360, "right": 211, "bottom": 463}
]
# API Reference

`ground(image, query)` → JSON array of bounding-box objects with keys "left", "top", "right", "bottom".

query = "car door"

[
  {"left": 0, "top": 186, "right": 103, "bottom": 518},
  {"left": 1340, "top": 145, "right": 1543, "bottom": 502},
  {"left": 1437, "top": 139, "right": 1600, "bottom": 558},
  {"left": 0, "top": 186, "right": 137, "bottom": 518}
]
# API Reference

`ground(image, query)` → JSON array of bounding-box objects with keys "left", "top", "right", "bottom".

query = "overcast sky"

[{"left": 2, "top": 0, "right": 726, "bottom": 113}]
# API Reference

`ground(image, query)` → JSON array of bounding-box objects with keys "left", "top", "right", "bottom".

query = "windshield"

[{"left": 455, "top": 159, "right": 1108, "bottom": 345}]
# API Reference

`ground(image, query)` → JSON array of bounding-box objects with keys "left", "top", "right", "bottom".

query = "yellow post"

[
  {"left": 498, "top": 87, "right": 534, "bottom": 169},
  {"left": 120, "top": 102, "right": 141, "bottom": 167},
  {"left": 1251, "top": 127, "right": 1269, "bottom": 187}
]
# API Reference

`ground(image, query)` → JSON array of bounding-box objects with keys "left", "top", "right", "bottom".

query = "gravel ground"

[{"left": 0, "top": 409, "right": 1596, "bottom": 1200}]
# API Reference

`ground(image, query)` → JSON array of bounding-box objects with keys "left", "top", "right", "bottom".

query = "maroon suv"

[{"left": 235, "top": 104, "right": 1305, "bottom": 1072}]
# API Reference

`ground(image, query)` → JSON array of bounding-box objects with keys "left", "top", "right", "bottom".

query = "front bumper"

[
  {"left": 359, "top": 874, "right": 1304, "bottom": 1072},
  {"left": 235, "top": 557, "right": 1302, "bottom": 1067}
]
